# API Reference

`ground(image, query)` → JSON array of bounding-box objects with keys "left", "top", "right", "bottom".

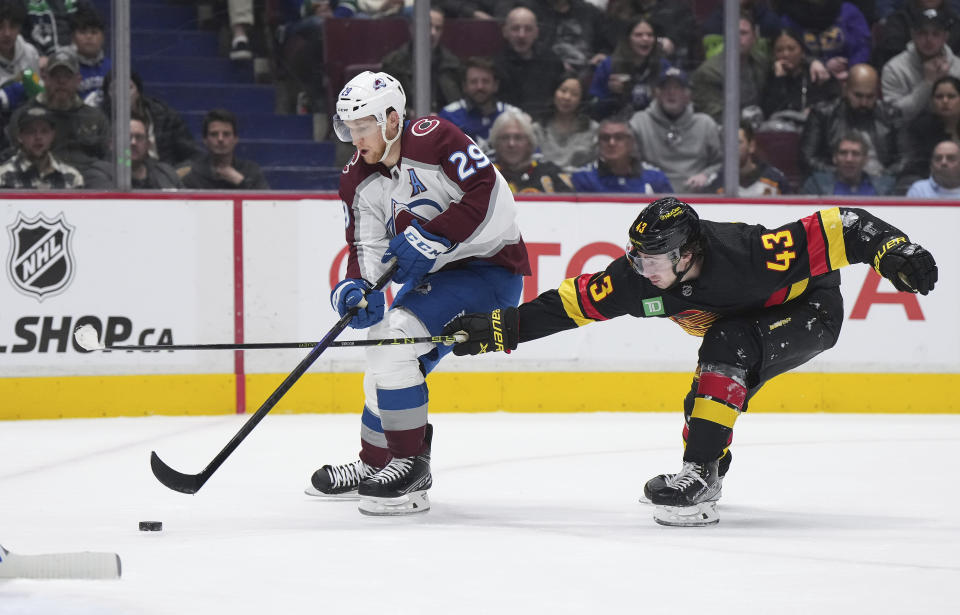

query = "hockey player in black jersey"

[{"left": 442, "top": 196, "right": 938, "bottom": 526}]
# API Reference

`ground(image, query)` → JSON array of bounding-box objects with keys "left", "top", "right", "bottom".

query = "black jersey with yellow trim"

[{"left": 517, "top": 207, "right": 909, "bottom": 343}]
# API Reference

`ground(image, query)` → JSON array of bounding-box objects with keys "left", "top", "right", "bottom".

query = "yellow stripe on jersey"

[
  {"left": 557, "top": 278, "right": 594, "bottom": 327},
  {"left": 690, "top": 397, "right": 740, "bottom": 428},
  {"left": 786, "top": 278, "right": 809, "bottom": 301},
  {"left": 820, "top": 207, "right": 850, "bottom": 270}
]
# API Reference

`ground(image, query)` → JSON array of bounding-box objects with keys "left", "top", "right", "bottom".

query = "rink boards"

[{"left": 1, "top": 193, "right": 957, "bottom": 419}]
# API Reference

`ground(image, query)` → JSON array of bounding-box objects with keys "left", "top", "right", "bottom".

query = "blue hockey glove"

[
  {"left": 382, "top": 220, "right": 452, "bottom": 285},
  {"left": 331, "top": 278, "right": 385, "bottom": 329}
]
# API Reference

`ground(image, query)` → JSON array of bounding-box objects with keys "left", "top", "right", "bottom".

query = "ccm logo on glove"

[{"left": 404, "top": 227, "right": 446, "bottom": 258}]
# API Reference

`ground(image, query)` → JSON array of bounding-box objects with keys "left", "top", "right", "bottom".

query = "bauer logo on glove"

[
  {"left": 873, "top": 236, "right": 938, "bottom": 295},
  {"left": 442, "top": 307, "right": 519, "bottom": 356}
]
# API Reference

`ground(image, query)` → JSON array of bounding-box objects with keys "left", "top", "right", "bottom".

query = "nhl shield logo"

[{"left": 6, "top": 212, "right": 76, "bottom": 300}]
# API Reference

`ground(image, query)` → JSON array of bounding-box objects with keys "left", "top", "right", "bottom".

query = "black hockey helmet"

[{"left": 628, "top": 197, "right": 701, "bottom": 255}]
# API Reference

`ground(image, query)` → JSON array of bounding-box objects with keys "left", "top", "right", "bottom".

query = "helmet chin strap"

[
  {"left": 378, "top": 120, "right": 402, "bottom": 164},
  {"left": 663, "top": 255, "right": 697, "bottom": 290}
]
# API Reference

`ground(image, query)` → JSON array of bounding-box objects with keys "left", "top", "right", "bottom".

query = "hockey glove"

[
  {"left": 382, "top": 220, "right": 452, "bottom": 285},
  {"left": 874, "top": 237, "right": 938, "bottom": 295},
  {"left": 331, "top": 278, "right": 386, "bottom": 329},
  {"left": 442, "top": 307, "right": 519, "bottom": 356}
]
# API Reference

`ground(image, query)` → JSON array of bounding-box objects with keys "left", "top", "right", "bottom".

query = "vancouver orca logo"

[{"left": 6, "top": 212, "right": 76, "bottom": 301}]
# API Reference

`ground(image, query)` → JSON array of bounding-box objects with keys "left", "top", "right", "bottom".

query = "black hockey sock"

[{"left": 683, "top": 417, "right": 732, "bottom": 465}]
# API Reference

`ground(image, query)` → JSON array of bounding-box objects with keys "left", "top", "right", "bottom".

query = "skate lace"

[
  {"left": 369, "top": 457, "right": 414, "bottom": 484},
  {"left": 665, "top": 462, "right": 707, "bottom": 491},
  {"left": 328, "top": 460, "right": 373, "bottom": 488}
]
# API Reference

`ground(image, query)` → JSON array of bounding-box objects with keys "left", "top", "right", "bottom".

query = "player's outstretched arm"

[{"left": 836, "top": 207, "right": 938, "bottom": 295}]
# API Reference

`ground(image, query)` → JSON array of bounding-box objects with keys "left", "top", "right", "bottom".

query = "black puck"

[{"left": 139, "top": 521, "right": 162, "bottom": 531}]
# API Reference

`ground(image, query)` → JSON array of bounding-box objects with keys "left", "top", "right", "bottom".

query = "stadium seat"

[
  {"left": 754, "top": 130, "right": 804, "bottom": 190},
  {"left": 322, "top": 18, "right": 411, "bottom": 113},
  {"left": 441, "top": 19, "right": 504, "bottom": 59}
]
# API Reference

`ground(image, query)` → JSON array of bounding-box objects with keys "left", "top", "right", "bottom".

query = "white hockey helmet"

[{"left": 332, "top": 71, "right": 406, "bottom": 143}]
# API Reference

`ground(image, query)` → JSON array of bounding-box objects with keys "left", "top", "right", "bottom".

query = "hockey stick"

[
  {"left": 73, "top": 324, "right": 465, "bottom": 352},
  {"left": 150, "top": 262, "right": 398, "bottom": 495},
  {"left": 0, "top": 544, "right": 121, "bottom": 579}
]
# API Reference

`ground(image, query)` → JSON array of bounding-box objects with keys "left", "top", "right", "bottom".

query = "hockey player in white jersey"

[{"left": 307, "top": 71, "right": 530, "bottom": 515}]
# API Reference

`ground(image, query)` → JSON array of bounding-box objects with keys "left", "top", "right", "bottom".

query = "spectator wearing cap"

[
  {"left": 0, "top": 104, "right": 83, "bottom": 188},
  {"left": 882, "top": 7, "right": 960, "bottom": 121},
  {"left": 628, "top": 67, "right": 722, "bottom": 193},
  {"left": 130, "top": 115, "right": 182, "bottom": 190},
  {"left": 0, "top": 0, "right": 42, "bottom": 116},
  {"left": 180, "top": 108, "right": 269, "bottom": 190},
  {"left": 69, "top": 6, "right": 110, "bottom": 107},
  {"left": 490, "top": 107, "right": 573, "bottom": 194},
  {"left": 690, "top": 12, "right": 770, "bottom": 125},
  {"left": 875, "top": 0, "right": 960, "bottom": 68},
  {"left": 571, "top": 116, "right": 672, "bottom": 194},
  {"left": 494, "top": 6, "right": 565, "bottom": 118},
  {"left": 906, "top": 138, "right": 960, "bottom": 195},
  {"left": 6, "top": 48, "right": 112, "bottom": 188}
]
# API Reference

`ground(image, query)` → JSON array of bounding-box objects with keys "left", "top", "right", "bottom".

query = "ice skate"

[
  {"left": 646, "top": 460, "right": 721, "bottom": 527},
  {"left": 358, "top": 425, "right": 432, "bottom": 516},
  {"left": 639, "top": 451, "right": 730, "bottom": 505},
  {"left": 305, "top": 459, "right": 378, "bottom": 499}
]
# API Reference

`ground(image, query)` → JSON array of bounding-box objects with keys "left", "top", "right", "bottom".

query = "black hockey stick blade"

[
  {"left": 150, "top": 451, "right": 205, "bottom": 494},
  {"left": 149, "top": 261, "right": 398, "bottom": 494}
]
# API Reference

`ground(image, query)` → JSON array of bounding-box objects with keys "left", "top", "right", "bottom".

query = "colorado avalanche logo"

[
  {"left": 373, "top": 78, "right": 387, "bottom": 90},
  {"left": 6, "top": 212, "right": 76, "bottom": 301}
]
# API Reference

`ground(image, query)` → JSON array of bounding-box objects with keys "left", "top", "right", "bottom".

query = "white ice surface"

[{"left": 1, "top": 412, "right": 959, "bottom": 614}]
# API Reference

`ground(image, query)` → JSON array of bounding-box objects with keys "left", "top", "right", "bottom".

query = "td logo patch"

[
  {"left": 642, "top": 297, "right": 665, "bottom": 316},
  {"left": 6, "top": 212, "right": 76, "bottom": 301}
]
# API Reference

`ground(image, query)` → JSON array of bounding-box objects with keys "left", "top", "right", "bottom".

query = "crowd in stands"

[{"left": 4, "top": 0, "right": 960, "bottom": 198}]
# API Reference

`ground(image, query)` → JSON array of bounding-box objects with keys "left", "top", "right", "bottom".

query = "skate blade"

[
  {"left": 358, "top": 491, "right": 430, "bottom": 516},
  {"left": 653, "top": 501, "right": 719, "bottom": 527},
  {"left": 304, "top": 485, "right": 360, "bottom": 500}
]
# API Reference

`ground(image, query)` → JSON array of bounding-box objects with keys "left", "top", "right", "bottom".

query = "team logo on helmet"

[
  {"left": 6, "top": 212, "right": 76, "bottom": 301},
  {"left": 373, "top": 78, "right": 387, "bottom": 90}
]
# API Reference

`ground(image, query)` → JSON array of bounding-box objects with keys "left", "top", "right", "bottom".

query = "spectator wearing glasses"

[
  {"left": 130, "top": 115, "right": 182, "bottom": 190},
  {"left": 571, "top": 116, "right": 672, "bottom": 193},
  {"left": 628, "top": 67, "right": 722, "bottom": 193}
]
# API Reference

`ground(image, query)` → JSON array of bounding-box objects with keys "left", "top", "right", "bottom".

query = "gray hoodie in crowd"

[{"left": 628, "top": 100, "right": 722, "bottom": 192}]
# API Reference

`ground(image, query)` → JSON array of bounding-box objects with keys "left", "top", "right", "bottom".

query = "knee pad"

[{"left": 366, "top": 307, "right": 431, "bottom": 390}]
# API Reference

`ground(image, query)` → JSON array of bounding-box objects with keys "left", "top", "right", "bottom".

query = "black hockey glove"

[
  {"left": 874, "top": 237, "right": 938, "bottom": 295},
  {"left": 442, "top": 307, "right": 519, "bottom": 356}
]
